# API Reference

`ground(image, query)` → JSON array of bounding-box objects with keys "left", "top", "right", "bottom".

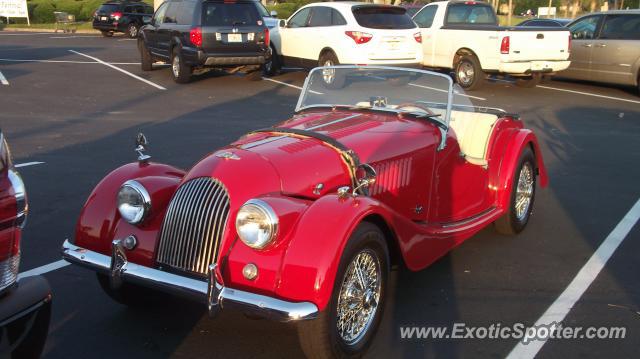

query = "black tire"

[
  {"left": 318, "top": 51, "right": 345, "bottom": 89},
  {"left": 495, "top": 147, "right": 537, "bottom": 235},
  {"left": 171, "top": 48, "right": 192, "bottom": 84},
  {"left": 454, "top": 54, "right": 484, "bottom": 90},
  {"left": 97, "top": 273, "right": 156, "bottom": 307},
  {"left": 263, "top": 45, "right": 280, "bottom": 76},
  {"left": 297, "top": 222, "right": 389, "bottom": 359},
  {"left": 515, "top": 73, "right": 542, "bottom": 88},
  {"left": 139, "top": 39, "right": 153, "bottom": 71},
  {"left": 127, "top": 23, "right": 140, "bottom": 39},
  {"left": 101, "top": 30, "right": 113, "bottom": 37},
  {"left": 11, "top": 300, "right": 51, "bottom": 359}
]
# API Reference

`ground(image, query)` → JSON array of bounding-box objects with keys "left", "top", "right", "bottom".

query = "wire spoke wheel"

[
  {"left": 515, "top": 163, "right": 534, "bottom": 221},
  {"left": 336, "top": 249, "right": 381, "bottom": 346}
]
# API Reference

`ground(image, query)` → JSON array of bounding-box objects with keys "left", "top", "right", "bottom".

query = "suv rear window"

[
  {"left": 445, "top": 4, "right": 497, "bottom": 25},
  {"left": 352, "top": 6, "right": 416, "bottom": 29},
  {"left": 203, "top": 2, "right": 262, "bottom": 26},
  {"left": 98, "top": 4, "right": 119, "bottom": 13}
]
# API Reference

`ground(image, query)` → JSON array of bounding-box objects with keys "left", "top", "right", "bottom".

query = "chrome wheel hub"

[
  {"left": 322, "top": 60, "right": 335, "bottom": 84},
  {"left": 336, "top": 249, "right": 381, "bottom": 345},
  {"left": 172, "top": 56, "right": 180, "bottom": 77},
  {"left": 129, "top": 26, "right": 137, "bottom": 37},
  {"left": 515, "top": 163, "right": 534, "bottom": 221},
  {"left": 458, "top": 61, "right": 474, "bottom": 85}
]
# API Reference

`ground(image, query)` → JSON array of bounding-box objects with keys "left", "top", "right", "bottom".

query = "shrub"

[{"left": 32, "top": 1, "right": 55, "bottom": 23}]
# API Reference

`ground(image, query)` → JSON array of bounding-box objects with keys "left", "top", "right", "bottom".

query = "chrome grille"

[
  {"left": 156, "top": 177, "right": 230, "bottom": 276},
  {"left": 0, "top": 254, "right": 20, "bottom": 292}
]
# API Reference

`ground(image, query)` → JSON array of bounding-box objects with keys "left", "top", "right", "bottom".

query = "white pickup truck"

[{"left": 412, "top": 1, "right": 571, "bottom": 89}]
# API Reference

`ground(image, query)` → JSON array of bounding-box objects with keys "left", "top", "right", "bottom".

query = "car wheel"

[
  {"left": 515, "top": 73, "right": 542, "bottom": 88},
  {"left": 495, "top": 147, "right": 537, "bottom": 235},
  {"left": 139, "top": 39, "right": 153, "bottom": 71},
  {"left": 171, "top": 49, "right": 192, "bottom": 84},
  {"left": 297, "top": 222, "right": 389, "bottom": 359},
  {"left": 101, "top": 30, "right": 113, "bottom": 37},
  {"left": 318, "top": 52, "right": 345, "bottom": 89},
  {"left": 263, "top": 45, "right": 280, "bottom": 76},
  {"left": 455, "top": 54, "right": 484, "bottom": 90},
  {"left": 127, "top": 23, "right": 139, "bottom": 38}
]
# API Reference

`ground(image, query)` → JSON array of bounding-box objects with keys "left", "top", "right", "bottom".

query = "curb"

[{"left": 1, "top": 27, "right": 102, "bottom": 34}]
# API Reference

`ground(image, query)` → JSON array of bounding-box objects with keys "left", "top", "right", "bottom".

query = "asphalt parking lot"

[{"left": 1, "top": 31, "right": 639, "bottom": 358}]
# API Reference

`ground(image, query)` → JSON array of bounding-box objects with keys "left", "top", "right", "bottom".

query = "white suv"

[{"left": 268, "top": 2, "right": 423, "bottom": 74}]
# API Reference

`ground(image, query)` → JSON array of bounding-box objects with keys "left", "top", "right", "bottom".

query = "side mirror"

[
  {"left": 270, "top": 10, "right": 278, "bottom": 18},
  {"left": 279, "top": 19, "right": 287, "bottom": 28},
  {"left": 352, "top": 164, "right": 377, "bottom": 196}
]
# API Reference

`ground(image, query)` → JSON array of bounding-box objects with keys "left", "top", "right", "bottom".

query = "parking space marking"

[
  {"left": 262, "top": 77, "right": 323, "bottom": 95},
  {"left": 49, "top": 36, "right": 103, "bottom": 39},
  {"left": 409, "top": 83, "right": 486, "bottom": 101},
  {"left": 17, "top": 260, "right": 70, "bottom": 280},
  {"left": 15, "top": 161, "right": 45, "bottom": 168},
  {"left": 536, "top": 85, "right": 640, "bottom": 105},
  {"left": 69, "top": 50, "right": 166, "bottom": 90},
  {"left": 507, "top": 197, "right": 640, "bottom": 359},
  {"left": 117, "top": 38, "right": 137, "bottom": 41},
  {"left": 0, "top": 58, "right": 140, "bottom": 65},
  {"left": 0, "top": 70, "right": 8, "bottom": 85}
]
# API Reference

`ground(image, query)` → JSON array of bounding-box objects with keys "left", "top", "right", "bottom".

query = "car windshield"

[
  {"left": 297, "top": 66, "right": 487, "bottom": 128},
  {"left": 352, "top": 6, "right": 416, "bottom": 29}
]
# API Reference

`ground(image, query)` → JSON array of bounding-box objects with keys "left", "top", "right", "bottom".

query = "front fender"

[
  {"left": 276, "top": 194, "right": 392, "bottom": 311},
  {"left": 497, "top": 130, "right": 548, "bottom": 210},
  {"left": 74, "top": 162, "right": 184, "bottom": 266}
]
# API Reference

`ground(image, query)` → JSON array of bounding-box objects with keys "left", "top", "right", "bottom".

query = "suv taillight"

[
  {"left": 413, "top": 32, "right": 422, "bottom": 43},
  {"left": 111, "top": 11, "right": 122, "bottom": 21},
  {"left": 190, "top": 27, "right": 203, "bottom": 48},
  {"left": 264, "top": 27, "right": 270, "bottom": 46},
  {"left": 345, "top": 31, "right": 373, "bottom": 45},
  {"left": 500, "top": 36, "right": 510, "bottom": 54}
]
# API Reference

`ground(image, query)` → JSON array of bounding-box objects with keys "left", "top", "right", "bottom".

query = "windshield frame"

[{"left": 295, "top": 65, "right": 454, "bottom": 130}]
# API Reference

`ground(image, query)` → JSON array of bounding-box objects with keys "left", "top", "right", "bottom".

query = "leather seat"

[{"left": 448, "top": 111, "right": 498, "bottom": 166}]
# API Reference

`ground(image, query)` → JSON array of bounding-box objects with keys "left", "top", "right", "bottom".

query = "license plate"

[
  {"left": 227, "top": 33, "right": 242, "bottom": 43},
  {"left": 385, "top": 42, "right": 401, "bottom": 51},
  {"left": 101, "top": 16, "right": 108, "bottom": 21}
]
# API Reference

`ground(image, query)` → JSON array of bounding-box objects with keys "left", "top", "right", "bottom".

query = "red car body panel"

[{"left": 73, "top": 109, "right": 548, "bottom": 310}]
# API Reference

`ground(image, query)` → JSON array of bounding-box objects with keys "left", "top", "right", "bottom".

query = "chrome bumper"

[{"left": 61, "top": 239, "right": 318, "bottom": 322}]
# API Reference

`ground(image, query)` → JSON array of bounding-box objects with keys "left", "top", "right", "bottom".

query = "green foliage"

[
  {"left": 267, "top": 0, "right": 316, "bottom": 20},
  {"left": 23, "top": 0, "right": 153, "bottom": 24}
]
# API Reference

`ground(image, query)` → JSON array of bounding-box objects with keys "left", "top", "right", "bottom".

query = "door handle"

[
  {"left": 595, "top": 43, "right": 606, "bottom": 48},
  {"left": 581, "top": 44, "right": 593, "bottom": 47}
]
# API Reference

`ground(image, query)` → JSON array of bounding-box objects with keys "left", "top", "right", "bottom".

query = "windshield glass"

[
  {"left": 352, "top": 6, "right": 416, "bottom": 29},
  {"left": 297, "top": 66, "right": 489, "bottom": 127},
  {"left": 203, "top": 2, "right": 262, "bottom": 26}
]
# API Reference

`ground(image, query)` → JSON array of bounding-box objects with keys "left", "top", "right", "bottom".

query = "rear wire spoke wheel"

[
  {"left": 495, "top": 147, "right": 537, "bottom": 235},
  {"left": 297, "top": 222, "right": 389, "bottom": 359}
]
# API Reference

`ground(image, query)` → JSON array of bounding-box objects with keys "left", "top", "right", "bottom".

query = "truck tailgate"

[{"left": 505, "top": 28, "right": 570, "bottom": 62}]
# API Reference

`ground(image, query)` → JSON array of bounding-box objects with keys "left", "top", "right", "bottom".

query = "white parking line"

[
  {"left": 18, "top": 260, "right": 70, "bottom": 280},
  {"left": 409, "top": 83, "right": 486, "bottom": 101},
  {"left": 49, "top": 36, "right": 102, "bottom": 39},
  {"left": 0, "top": 70, "right": 8, "bottom": 85},
  {"left": 507, "top": 197, "right": 640, "bottom": 359},
  {"left": 117, "top": 38, "right": 137, "bottom": 41},
  {"left": 262, "top": 77, "right": 323, "bottom": 95},
  {"left": 69, "top": 50, "right": 166, "bottom": 90},
  {"left": 536, "top": 85, "right": 640, "bottom": 105},
  {"left": 0, "top": 58, "right": 140, "bottom": 65},
  {"left": 14, "top": 161, "right": 45, "bottom": 168}
]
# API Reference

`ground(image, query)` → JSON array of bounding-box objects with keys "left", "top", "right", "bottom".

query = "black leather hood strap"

[{"left": 249, "top": 127, "right": 362, "bottom": 187}]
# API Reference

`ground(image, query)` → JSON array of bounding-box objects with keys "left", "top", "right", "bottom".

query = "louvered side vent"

[
  {"left": 156, "top": 177, "right": 230, "bottom": 276},
  {"left": 370, "top": 158, "right": 412, "bottom": 196}
]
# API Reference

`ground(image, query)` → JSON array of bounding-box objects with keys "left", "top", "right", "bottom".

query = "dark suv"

[
  {"left": 139, "top": 0, "right": 271, "bottom": 83},
  {"left": 93, "top": 0, "right": 154, "bottom": 38}
]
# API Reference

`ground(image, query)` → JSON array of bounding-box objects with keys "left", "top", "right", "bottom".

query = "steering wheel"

[{"left": 396, "top": 102, "right": 436, "bottom": 116}]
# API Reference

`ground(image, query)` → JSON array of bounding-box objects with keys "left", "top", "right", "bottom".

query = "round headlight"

[
  {"left": 117, "top": 180, "right": 151, "bottom": 224},
  {"left": 235, "top": 199, "right": 278, "bottom": 249}
]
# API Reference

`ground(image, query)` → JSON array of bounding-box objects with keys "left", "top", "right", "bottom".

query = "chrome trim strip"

[{"left": 61, "top": 239, "right": 318, "bottom": 321}]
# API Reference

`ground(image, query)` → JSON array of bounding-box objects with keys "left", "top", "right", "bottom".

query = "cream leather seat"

[{"left": 448, "top": 111, "right": 498, "bottom": 166}]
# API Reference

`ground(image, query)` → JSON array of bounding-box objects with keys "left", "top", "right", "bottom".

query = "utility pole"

[{"left": 508, "top": 0, "right": 513, "bottom": 25}]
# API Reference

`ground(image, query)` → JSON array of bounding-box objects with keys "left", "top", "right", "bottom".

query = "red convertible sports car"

[{"left": 62, "top": 66, "right": 547, "bottom": 358}]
